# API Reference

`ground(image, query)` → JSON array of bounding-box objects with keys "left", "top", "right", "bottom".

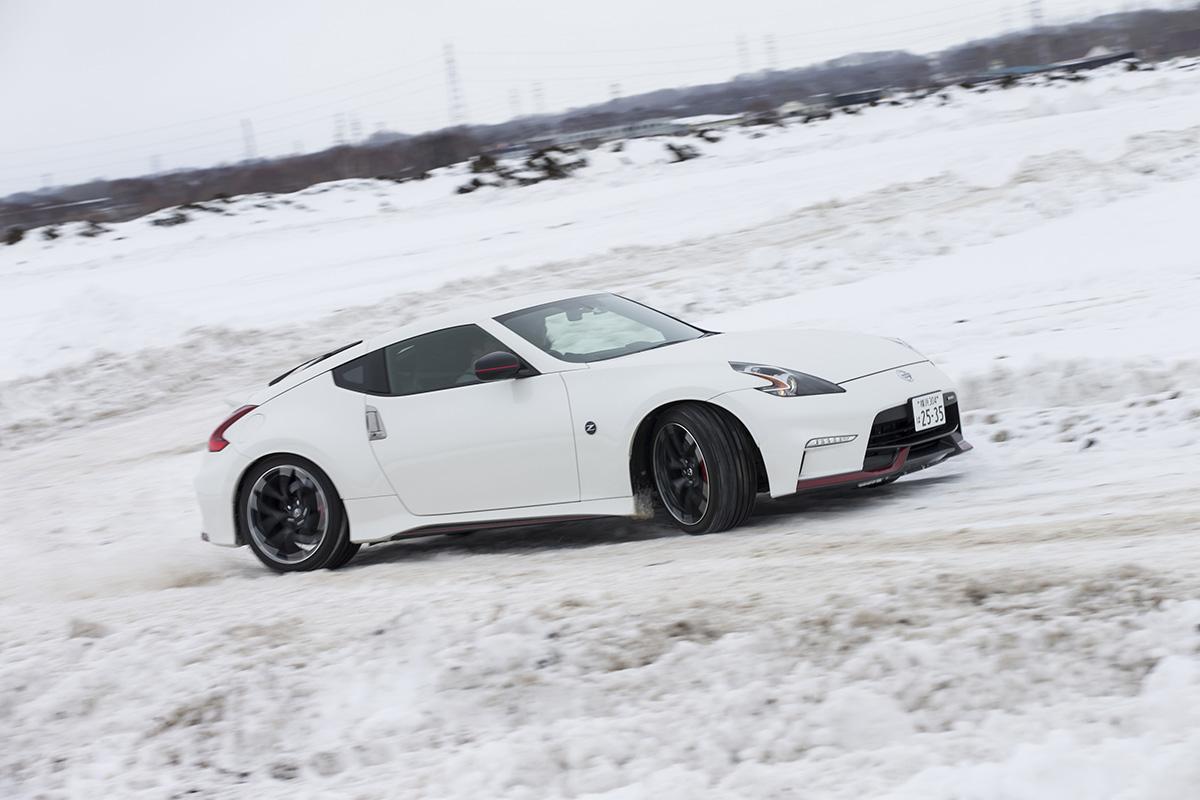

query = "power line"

[
  {"left": 0, "top": 54, "right": 443, "bottom": 157},
  {"left": 0, "top": 69, "right": 446, "bottom": 173},
  {"left": 1, "top": 0, "right": 1115, "bottom": 190}
]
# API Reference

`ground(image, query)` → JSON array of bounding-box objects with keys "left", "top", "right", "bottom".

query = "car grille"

[{"left": 862, "top": 393, "right": 960, "bottom": 471}]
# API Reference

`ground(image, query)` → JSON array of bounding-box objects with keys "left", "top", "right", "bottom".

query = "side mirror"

[{"left": 473, "top": 351, "right": 523, "bottom": 381}]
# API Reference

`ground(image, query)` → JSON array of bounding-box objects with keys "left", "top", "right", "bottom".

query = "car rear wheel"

[
  {"left": 238, "top": 455, "right": 358, "bottom": 572},
  {"left": 651, "top": 404, "right": 757, "bottom": 535}
]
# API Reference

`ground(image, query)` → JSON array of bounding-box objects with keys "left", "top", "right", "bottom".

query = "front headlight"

[{"left": 729, "top": 362, "right": 845, "bottom": 397}]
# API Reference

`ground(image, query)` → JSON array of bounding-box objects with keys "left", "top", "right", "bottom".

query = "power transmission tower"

[
  {"left": 241, "top": 119, "right": 257, "bottom": 161},
  {"left": 509, "top": 88, "right": 524, "bottom": 119},
  {"left": 764, "top": 34, "right": 779, "bottom": 72},
  {"left": 350, "top": 115, "right": 363, "bottom": 143},
  {"left": 610, "top": 83, "right": 622, "bottom": 102},
  {"left": 1029, "top": 0, "right": 1051, "bottom": 64},
  {"left": 443, "top": 42, "right": 467, "bottom": 126},
  {"left": 737, "top": 34, "right": 751, "bottom": 75},
  {"left": 334, "top": 113, "right": 347, "bottom": 146},
  {"left": 532, "top": 82, "right": 546, "bottom": 115}
]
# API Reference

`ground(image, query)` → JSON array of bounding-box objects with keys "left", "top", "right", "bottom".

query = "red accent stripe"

[
  {"left": 476, "top": 363, "right": 519, "bottom": 373},
  {"left": 795, "top": 447, "right": 911, "bottom": 491}
]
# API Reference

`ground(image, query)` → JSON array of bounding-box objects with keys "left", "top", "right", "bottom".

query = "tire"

[
  {"left": 650, "top": 404, "right": 757, "bottom": 535},
  {"left": 237, "top": 455, "right": 357, "bottom": 572},
  {"left": 325, "top": 536, "right": 361, "bottom": 569}
]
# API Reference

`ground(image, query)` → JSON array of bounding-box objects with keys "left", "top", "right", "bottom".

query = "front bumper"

[
  {"left": 710, "top": 360, "right": 970, "bottom": 497},
  {"left": 794, "top": 430, "right": 972, "bottom": 492}
]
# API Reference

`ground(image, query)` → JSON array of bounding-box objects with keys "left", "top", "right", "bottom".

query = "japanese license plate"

[{"left": 912, "top": 391, "right": 946, "bottom": 432}]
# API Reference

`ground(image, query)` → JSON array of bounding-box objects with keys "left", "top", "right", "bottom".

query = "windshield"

[{"left": 496, "top": 294, "right": 706, "bottom": 363}]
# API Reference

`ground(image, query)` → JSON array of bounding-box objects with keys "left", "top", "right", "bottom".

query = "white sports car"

[{"left": 195, "top": 291, "right": 970, "bottom": 571}]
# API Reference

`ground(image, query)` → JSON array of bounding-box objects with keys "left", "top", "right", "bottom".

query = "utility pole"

[
  {"left": 532, "top": 81, "right": 545, "bottom": 115},
  {"left": 334, "top": 113, "right": 346, "bottom": 146},
  {"left": 350, "top": 115, "right": 363, "bottom": 143},
  {"left": 443, "top": 42, "right": 467, "bottom": 126},
  {"left": 1029, "top": 0, "right": 1051, "bottom": 64},
  {"left": 509, "top": 88, "right": 522, "bottom": 119},
  {"left": 737, "top": 34, "right": 751, "bottom": 76},
  {"left": 764, "top": 34, "right": 779, "bottom": 72},
  {"left": 241, "top": 118, "right": 256, "bottom": 161},
  {"left": 609, "top": 83, "right": 622, "bottom": 102}
]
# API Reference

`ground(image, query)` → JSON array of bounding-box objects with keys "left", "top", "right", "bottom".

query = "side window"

[
  {"left": 383, "top": 325, "right": 514, "bottom": 396},
  {"left": 332, "top": 349, "right": 389, "bottom": 394}
]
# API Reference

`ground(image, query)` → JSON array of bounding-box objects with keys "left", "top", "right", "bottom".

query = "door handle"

[{"left": 365, "top": 406, "right": 387, "bottom": 441}]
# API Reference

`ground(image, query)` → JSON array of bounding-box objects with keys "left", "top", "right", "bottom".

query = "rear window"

[{"left": 332, "top": 350, "right": 389, "bottom": 395}]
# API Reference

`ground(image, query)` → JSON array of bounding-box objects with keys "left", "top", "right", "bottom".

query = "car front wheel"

[
  {"left": 651, "top": 404, "right": 757, "bottom": 535},
  {"left": 238, "top": 455, "right": 359, "bottom": 572}
]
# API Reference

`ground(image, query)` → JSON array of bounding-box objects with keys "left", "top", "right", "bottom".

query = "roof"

[
  {"left": 253, "top": 288, "right": 607, "bottom": 401},
  {"left": 361, "top": 288, "right": 604, "bottom": 352}
]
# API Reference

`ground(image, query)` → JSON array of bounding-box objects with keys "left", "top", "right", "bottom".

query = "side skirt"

[{"left": 348, "top": 495, "right": 638, "bottom": 544}]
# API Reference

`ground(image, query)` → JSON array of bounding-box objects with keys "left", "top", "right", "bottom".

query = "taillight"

[{"left": 208, "top": 405, "right": 257, "bottom": 452}]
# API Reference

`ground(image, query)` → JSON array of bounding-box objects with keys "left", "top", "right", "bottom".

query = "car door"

[{"left": 365, "top": 324, "right": 580, "bottom": 515}]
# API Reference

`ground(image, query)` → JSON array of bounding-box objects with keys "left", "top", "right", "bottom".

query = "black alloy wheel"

[
  {"left": 653, "top": 422, "right": 711, "bottom": 525},
  {"left": 239, "top": 456, "right": 358, "bottom": 571},
  {"left": 650, "top": 404, "right": 758, "bottom": 535}
]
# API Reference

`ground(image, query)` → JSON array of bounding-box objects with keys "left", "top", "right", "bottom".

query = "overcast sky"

[{"left": 0, "top": 0, "right": 1147, "bottom": 196}]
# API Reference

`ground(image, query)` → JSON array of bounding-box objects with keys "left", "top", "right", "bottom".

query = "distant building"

[
  {"left": 549, "top": 118, "right": 686, "bottom": 148},
  {"left": 965, "top": 49, "right": 1137, "bottom": 84},
  {"left": 832, "top": 88, "right": 886, "bottom": 108},
  {"left": 671, "top": 113, "right": 745, "bottom": 132}
]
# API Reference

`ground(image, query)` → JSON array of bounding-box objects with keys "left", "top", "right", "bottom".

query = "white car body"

[{"left": 195, "top": 290, "right": 969, "bottom": 553}]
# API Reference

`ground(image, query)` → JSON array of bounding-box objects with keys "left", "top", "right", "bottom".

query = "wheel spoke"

[
  {"left": 246, "top": 465, "right": 331, "bottom": 565},
  {"left": 260, "top": 517, "right": 287, "bottom": 543},
  {"left": 292, "top": 529, "right": 321, "bottom": 545},
  {"left": 663, "top": 429, "right": 685, "bottom": 460}
]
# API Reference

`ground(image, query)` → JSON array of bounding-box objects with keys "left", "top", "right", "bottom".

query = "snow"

[{"left": 3, "top": 62, "right": 1200, "bottom": 798}]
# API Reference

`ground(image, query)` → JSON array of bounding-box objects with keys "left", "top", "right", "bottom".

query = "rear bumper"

[
  {"left": 795, "top": 430, "right": 972, "bottom": 492},
  {"left": 193, "top": 446, "right": 250, "bottom": 547}
]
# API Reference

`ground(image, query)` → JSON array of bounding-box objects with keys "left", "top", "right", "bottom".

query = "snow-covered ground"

[{"left": 2, "top": 63, "right": 1200, "bottom": 798}]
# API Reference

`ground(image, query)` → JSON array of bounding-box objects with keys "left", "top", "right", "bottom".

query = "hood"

[{"left": 594, "top": 329, "right": 924, "bottom": 384}]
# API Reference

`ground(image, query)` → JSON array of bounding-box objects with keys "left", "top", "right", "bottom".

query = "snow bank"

[{"left": 6, "top": 63, "right": 1200, "bottom": 384}]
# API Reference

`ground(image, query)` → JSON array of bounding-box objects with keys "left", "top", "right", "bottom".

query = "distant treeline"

[{"left": 4, "top": 5, "right": 1200, "bottom": 238}]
